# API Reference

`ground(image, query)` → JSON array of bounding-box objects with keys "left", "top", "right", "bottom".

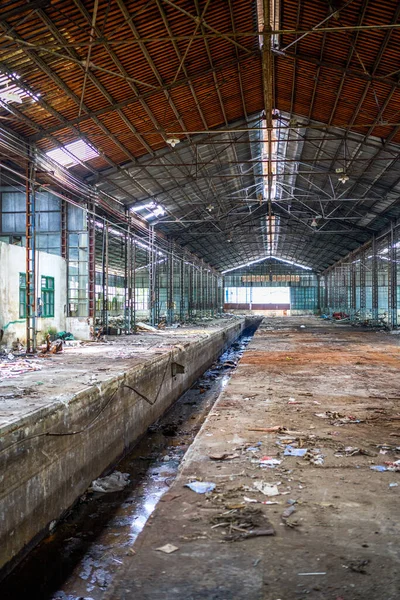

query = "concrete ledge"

[{"left": 0, "top": 319, "right": 248, "bottom": 576}]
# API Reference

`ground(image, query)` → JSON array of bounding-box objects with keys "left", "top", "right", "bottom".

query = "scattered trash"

[
  {"left": 252, "top": 481, "right": 280, "bottom": 496},
  {"left": 314, "top": 411, "right": 362, "bottom": 425},
  {"left": 259, "top": 457, "right": 281, "bottom": 468},
  {"left": 346, "top": 559, "right": 370, "bottom": 574},
  {"left": 298, "top": 572, "right": 326, "bottom": 576},
  {"left": 304, "top": 449, "right": 325, "bottom": 465},
  {"left": 335, "top": 446, "right": 375, "bottom": 457},
  {"left": 226, "top": 527, "right": 275, "bottom": 541},
  {"left": 222, "top": 360, "right": 237, "bottom": 368},
  {"left": 185, "top": 481, "right": 216, "bottom": 494},
  {"left": 136, "top": 322, "right": 158, "bottom": 332},
  {"left": 90, "top": 471, "right": 130, "bottom": 493},
  {"left": 281, "top": 505, "right": 296, "bottom": 519},
  {"left": 389, "top": 482, "right": 398, "bottom": 487},
  {"left": 0, "top": 357, "right": 43, "bottom": 380},
  {"left": 211, "top": 507, "right": 276, "bottom": 542},
  {"left": 248, "top": 426, "right": 286, "bottom": 433},
  {"left": 243, "top": 496, "right": 259, "bottom": 503},
  {"left": 156, "top": 544, "right": 179, "bottom": 554},
  {"left": 370, "top": 465, "right": 387, "bottom": 472},
  {"left": 209, "top": 453, "right": 240, "bottom": 461},
  {"left": 384, "top": 459, "right": 400, "bottom": 472},
  {"left": 284, "top": 445, "right": 308, "bottom": 457}
]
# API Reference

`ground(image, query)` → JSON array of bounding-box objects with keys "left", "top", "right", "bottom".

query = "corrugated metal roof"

[{"left": 1, "top": 0, "right": 400, "bottom": 271}]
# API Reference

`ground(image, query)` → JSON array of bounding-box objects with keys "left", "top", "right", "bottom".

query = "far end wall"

[{"left": 224, "top": 259, "right": 319, "bottom": 316}]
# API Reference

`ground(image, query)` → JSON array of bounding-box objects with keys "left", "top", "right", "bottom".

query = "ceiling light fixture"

[
  {"left": 338, "top": 173, "right": 349, "bottom": 184},
  {"left": 311, "top": 217, "right": 319, "bottom": 228},
  {"left": 166, "top": 137, "right": 180, "bottom": 148},
  {"left": 206, "top": 204, "right": 214, "bottom": 212}
]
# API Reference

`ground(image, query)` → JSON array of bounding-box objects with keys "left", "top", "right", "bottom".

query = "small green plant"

[{"left": 42, "top": 326, "right": 57, "bottom": 342}]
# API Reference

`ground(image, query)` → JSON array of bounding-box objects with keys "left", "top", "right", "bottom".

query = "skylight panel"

[
  {"left": 0, "top": 72, "right": 41, "bottom": 104},
  {"left": 46, "top": 139, "right": 99, "bottom": 168}
]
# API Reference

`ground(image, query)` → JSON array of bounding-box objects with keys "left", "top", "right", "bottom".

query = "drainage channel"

[{"left": 1, "top": 325, "right": 258, "bottom": 600}]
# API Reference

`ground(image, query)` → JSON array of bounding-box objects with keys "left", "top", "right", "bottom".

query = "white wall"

[{"left": 0, "top": 241, "right": 67, "bottom": 346}]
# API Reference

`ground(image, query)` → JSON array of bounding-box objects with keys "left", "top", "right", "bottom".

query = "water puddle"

[{"left": 1, "top": 328, "right": 257, "bottom": 600}]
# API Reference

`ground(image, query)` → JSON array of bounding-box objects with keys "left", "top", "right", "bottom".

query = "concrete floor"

[
  {"left": 0, "top": 318, "right": 238, "bottom": 427},
  {"left": 103, "top": 316, "right": 400, "bottom": 600}
]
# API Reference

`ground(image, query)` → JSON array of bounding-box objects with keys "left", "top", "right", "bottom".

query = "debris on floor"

[
  {"left": 210, "top": 507, "right": 275, "bottom": 541},
  {"left": 156, "top": 544, "right": 179, "bottom": 554},
  {"left": 136, "top": 322, "right": 158, "bottom": 332},
  {"left": 185, "top": 481, "right": 216, "bottom": 494},
  {"left": 90, "top": 471, "right": 130, "bottom": 493},
  {"left": 251, "top": 481, "right": 280, "bottom": 496}
]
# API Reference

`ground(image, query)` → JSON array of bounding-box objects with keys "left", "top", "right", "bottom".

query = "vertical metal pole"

[
  {"left": 25, "top": 160, "right": 36, "bottom": 354},
  {"left": 61, "top": 199, "right": 67, "bottom": 259},
  {"left": 350, "top": 253, "right": 356, "bottom": 322},
  {"left": 372, "top": 236, "right": 378, "bottom": 325},
  {"left": 200, "top": 267, "right": 203, "bottom": 316},
  {"left": 124, "top": 224, "right": 129, "bottom": 334},
  {"left": 101, "top": 220, "right": 109, "bottom": 331},
  {"left": 167, "top": 240, "right": 174, "bottom": 324},
  {"left": 180, "top": 259, "right": 185, "bottom": 321},
  {"left": 88, "top": 203, "right": 96, "bottom": 324},
  {"left": 389, "top": 224, "right": 397, "bottom": 329},
  {"left": 189, "top": 265, "right": 193, "bottom": 318},
  {"left": 132, "top": 236, "right": 136, "bottom": 332},
  {"left": 105, "top": 222, "right": 109, "bottom": 332},
  {"left": 148, "top": 226, "right": 156, "bottom": 326},
  {"left": 360, "top": 248, "right": 366, "bottom": 321}
]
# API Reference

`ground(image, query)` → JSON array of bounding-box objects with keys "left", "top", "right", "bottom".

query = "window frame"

[
  {"left": 41, "top": 275, "right": 55, "bottom": 318},
  {"left": 19, "top": 272, "right": 27, "bottom": 318}
]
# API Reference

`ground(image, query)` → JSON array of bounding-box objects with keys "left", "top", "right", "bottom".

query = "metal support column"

[
  {"left": 167, "top": 240, "right": 174, "bottom": 324},
  {"left": 124, "top": 223, "right": 131, "bottom": 334},
  {"left": 360, "top": 248, "right": 366, "bottom": 321},
  {"left": 200, "top": 267, "right": 203, "bottom": 316},
  {"left": 188, "top": 266, "right": 194, "bottom": 318},
  {"left": 88, "top": 203, "right": 96, "bottom": 324},
  {"left": 132, "top": 236, "right": 136, "bottom": 332},
  {"left": 180, "top": 259, "right": 185, "bottom": 322},
  {"left": 101, "top": 220, "right": 109, "bottom": 331},
  {"left": 25, "top": 160, "right": 36, "bottom": 354},
  {"left": 389, "top": 224, "right": 398, "bottom": 329},
  {"left": 61, "top": 199, "right": 67, "bottom": 260},
  {"left": 316, "top": 275, "right": 321, "bottom": 313},
  {"left": 148, "top": 226, "right": 157, "bottom": 326},
  {"left": 371, "top": 236, "right": 378, "bottom": 325},
  {"left": 350, "top": 253, "right": 356, "bottom": 322}
]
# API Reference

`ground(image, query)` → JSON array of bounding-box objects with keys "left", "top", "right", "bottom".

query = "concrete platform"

[
  {"left": 104, "top": 316, "right": 400, "bottom": 600},
  {"left": 0, "top": 317, "right": 250, "bottom": 575},
  {"left": 0, "top": 318, "right": 241, "bottom": 428}
]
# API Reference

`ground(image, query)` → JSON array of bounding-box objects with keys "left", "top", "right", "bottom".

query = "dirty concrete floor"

[
  {"left": 0, "top": 317, "right": 239, "bottom": 427},
  {"left": 103, "top": 316, "right": 400, "bottom": 600},
  {"left": 0, "top": 331, "right": 254, "bottom": 600}
]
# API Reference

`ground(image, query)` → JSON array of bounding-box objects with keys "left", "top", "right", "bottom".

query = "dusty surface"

[
  {"left": 103, "top": 316, "right": 400, "bottom": 600},
  {"left": 0, "top": 332, "right": 253, "bottom": 599},
  {"left": 0, "top": 317, "right": 239, "bottom": 427}
]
